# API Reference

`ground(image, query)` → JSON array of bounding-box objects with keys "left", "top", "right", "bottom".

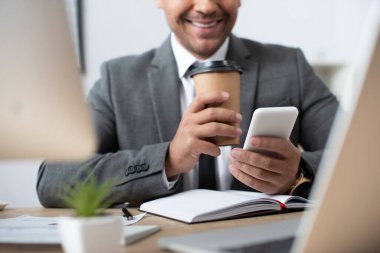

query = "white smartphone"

[{"left": 243, "top": 107, "right": 299, "bottom": 151}]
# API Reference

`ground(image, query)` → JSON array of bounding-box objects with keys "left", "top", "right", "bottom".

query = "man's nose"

[{"left": 193, "top": 0, "right": 218, "bottom": 16}]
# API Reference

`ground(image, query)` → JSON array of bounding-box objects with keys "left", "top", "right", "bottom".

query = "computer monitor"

[
  {"left": 0, "top": 0, "right": 96, "bottom": 160},
  {"left": 293, "top": 1, "right": 380, "bottom": 251}
]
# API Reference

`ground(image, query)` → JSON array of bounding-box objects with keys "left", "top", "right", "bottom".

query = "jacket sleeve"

[
  {"left": 36, "top": 63, "right": 180, "bottom": 208},
  {"left": 295, "top": 49, "right": 339, "bottom": 176}
]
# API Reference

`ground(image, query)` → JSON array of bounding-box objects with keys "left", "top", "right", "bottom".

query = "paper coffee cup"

[{"left": 189, "top": 60, "right": 242, "bottom": 146}]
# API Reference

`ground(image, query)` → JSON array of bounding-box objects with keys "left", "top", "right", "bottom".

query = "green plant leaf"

[{"left": 60, "top": 174, "right": 116, "bottom": 217}]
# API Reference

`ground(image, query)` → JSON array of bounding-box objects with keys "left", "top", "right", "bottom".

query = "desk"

[{"left": 0, "top": 208, "right": 303, "bottom": 253}]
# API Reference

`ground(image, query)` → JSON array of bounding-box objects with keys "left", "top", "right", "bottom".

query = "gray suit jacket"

[{"left": 37, "top": 35, "right": 338, "bottom": 207}]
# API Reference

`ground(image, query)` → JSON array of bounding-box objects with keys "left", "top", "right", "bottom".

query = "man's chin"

[{"left": 190, "top": 39, "right": 225, "bottom": 58}]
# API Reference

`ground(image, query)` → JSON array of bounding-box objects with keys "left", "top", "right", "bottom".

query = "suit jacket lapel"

[
  {"left": 147, "top": 37, "right": 182, "bottom": 142},
  {"left": 227, "top": 35, "right": 260, "bottom": 190},
  {"left": 226, "top": 35, "right": 259, "bottom": 147}
]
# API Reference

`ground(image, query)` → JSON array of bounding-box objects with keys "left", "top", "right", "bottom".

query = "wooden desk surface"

[{"left": 0, "top": 208, "right": 303, "bottom": 253}]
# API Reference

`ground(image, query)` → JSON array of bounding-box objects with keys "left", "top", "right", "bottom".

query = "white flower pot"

[{"left": 58, "top": 216, "right": 123, "bottom": 253}]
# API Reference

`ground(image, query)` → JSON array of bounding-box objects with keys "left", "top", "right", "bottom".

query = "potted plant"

[{"left": 58, "top": 175, "right": 123, "bottom": 253}]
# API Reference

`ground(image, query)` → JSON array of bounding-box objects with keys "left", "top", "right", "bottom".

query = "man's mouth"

[
  {"left": 183, "top": 17, "right": 225, "bottom": 38},
  {"left": 189, "top": 20, "right": 220, "bottom": 28}
]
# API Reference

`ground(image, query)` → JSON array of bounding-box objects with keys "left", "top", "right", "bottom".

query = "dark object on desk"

[{"left": 122, "top": 207, "right": 134, "bottom": 220}]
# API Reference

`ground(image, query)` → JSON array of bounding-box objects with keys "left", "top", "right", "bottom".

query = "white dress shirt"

[{"left": 162, "top": 33, "right": 233, "bottom": 191}]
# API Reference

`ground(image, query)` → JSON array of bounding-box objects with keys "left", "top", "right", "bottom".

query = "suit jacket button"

[
  {"left": 125, "top": 166, "right": 134, "bottom": 176},
  {"left": 134, "top": 164, "right": 141, "bottom": 172},
  {"left": 141, "top": 163, "right": 149, "bottom": 171}
]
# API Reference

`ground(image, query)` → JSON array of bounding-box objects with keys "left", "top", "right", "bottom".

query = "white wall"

[
  {"left": 0, "top": 160, "right": 42, "bottom": 207},
  {"left": 236, "top": 0, "right": 371, "bottom": 65},
  {"left": 83, "top": 0, "right": 170, "bottom": 93},
  {"left": 0, "top": 0, "right": 375, "bottom": 208}
]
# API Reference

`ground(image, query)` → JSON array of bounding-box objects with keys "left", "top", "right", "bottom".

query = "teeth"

[{"left": 191, "top": 21, "right": 218, "bottom": 28}]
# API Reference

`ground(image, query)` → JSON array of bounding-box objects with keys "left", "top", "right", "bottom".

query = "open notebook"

[{"left": 140, "top": 189, "right": 310, "bottom": 223}]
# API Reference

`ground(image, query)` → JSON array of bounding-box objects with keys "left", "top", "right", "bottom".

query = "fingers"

[
  {"left": 229, "top": 157, "right": 281, "bottom": 182},
  {"left": 180, "top": 134, "right": 221, "bottom": 158},
  {"left": 181, "top": 116, "right": 241, "bottom": 142},
  {"left": 230, "top": 148, "right": 284, "bottom": 174},
  {"left": 187, "top": 91, "right": 230, "bottom": 113},
  {"left": 166, "top": 90, "right": 243, "bottom": 177},
  {"left": 196, "top": 140, "right": 221, "bottom": 157},
  {"left": 229, "top": 162, "right": 276, "bottom": 194},
  {"left": 182, "top": 93, "right": 242, "bottom": 141},
  {"left": 183, "top": 107, "right": 242, "bottom": 140},
  {"left": 247, "top": 136, "right": 292, "bottom": 157},
  {"left": 195, "top": 107, "right": 242, "bottom": 125},
  {"left": 195, "top": 122, "right": 242, "bottom": 139},
  {"left": 166, "top": 136, "right": 221, "bottom": 177},
  {"left": 229, "top": 144, "right": 301, "bottom": 194}
]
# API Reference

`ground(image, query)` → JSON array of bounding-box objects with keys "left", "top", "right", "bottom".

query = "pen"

[{"left": 122, "top": 207, "right": 134, "bottom": 220}]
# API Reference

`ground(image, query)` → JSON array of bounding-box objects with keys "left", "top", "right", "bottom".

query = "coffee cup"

[{"left": 188, "top": 60, "right": 242, "bottom": 146}]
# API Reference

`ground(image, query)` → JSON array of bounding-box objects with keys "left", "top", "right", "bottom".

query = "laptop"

[
  {"left": 0, "top": 0, "right": 96, "bottom": 160},
  {"left": 159, "top": 1, "right": 380, "bottom": 252}
]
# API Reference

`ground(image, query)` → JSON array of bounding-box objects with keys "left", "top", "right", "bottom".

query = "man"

[{"left": 37, "top": 0, "right": 338, "bottom": 207}]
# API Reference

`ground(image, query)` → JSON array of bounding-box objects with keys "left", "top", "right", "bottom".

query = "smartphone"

[{"left": 243, "top": 107, "right": 299, "bottom": 152}]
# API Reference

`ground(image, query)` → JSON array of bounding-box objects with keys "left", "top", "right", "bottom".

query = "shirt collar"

[{"left": 171, "top": 33, "right": 230, "bottom": 78}]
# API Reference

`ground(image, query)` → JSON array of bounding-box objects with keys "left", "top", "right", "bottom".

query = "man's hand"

[
  {"left": 165, "top": 91, "right": 242, "bottom": 178},
  {"left": 229, "top": 136, "right": 301, "bottom": 194}
]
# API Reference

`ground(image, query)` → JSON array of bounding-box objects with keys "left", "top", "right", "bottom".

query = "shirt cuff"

[{"left": 161, "top": 167, "right": 179, "bottom": 190}]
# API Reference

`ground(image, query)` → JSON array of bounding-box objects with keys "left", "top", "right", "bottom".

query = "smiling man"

[
  {"left": 37, "top": 0, "right": 338, "bottom": 207},
  {"left": 156, "top": 0, "right": 239, "bottom": 59}
]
